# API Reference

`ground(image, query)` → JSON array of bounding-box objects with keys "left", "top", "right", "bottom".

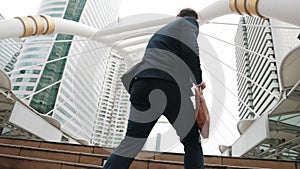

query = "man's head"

[{"left": 177, "top": 8, "right": 198, "bottom": 19}]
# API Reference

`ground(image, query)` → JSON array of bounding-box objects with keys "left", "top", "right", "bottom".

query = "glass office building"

[{"left": 10, "top": 0, "right": 123, "bottom": 142}]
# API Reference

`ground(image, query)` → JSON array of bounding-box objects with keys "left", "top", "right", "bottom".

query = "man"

[{"left": 103, "top": 8, "right": 205, "bottom": 169}]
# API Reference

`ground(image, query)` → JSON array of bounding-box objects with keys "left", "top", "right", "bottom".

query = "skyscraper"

[
  {"left": 235, "top": 16, "right": 300, "bottom": 120},
  {"left": 235, "top": 16, "right": 280, "bottom": 119},
  {"left": 91, "top": 52, "right": 130, "bottom": 148},
  {"left": 10, "top": 0, "right": 122, "bottom": 142},
  {"left": 0, "top": 14, "right": 23, "bottom": 73}
]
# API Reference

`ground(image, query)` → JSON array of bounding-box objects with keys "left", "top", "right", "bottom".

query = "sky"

[
  {"left": 0, "top": 0, "right": 212, "bottom": 19},
  {"left": 0, "top": 0, "right": 241, "bottom": 155}
]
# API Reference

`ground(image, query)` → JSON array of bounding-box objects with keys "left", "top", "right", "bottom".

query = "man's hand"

[
  {"left": 195, "top": 82, "right": 206, "bottom": 98},
  {"left": 197, "top": 82, "right": 206, "bottom": 90}
]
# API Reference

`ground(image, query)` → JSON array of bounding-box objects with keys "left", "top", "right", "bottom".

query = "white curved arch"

[
  {"left": 258, "top": 0, "right": 300, "bottom": 26},
  {"left": 0, "top": 16, "right": 98, "bottom": 40},
  {"left": 198, "top": 0, "right": 232, "bottom": 25},
  {"left": 198, "top": 0, "right": 300, "bottom": 26},
  {"left": 1, "top": 0, "right": 300, "bottom": 41}
]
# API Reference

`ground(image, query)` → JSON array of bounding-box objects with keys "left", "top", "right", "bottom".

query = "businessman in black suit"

[{"left": 104, "top": 8, "right": 206, "bottom": 169}]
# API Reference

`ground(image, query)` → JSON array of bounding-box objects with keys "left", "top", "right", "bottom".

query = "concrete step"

[
  {"left": 0, "top": 142, "right": 106, "bottom": 165},
  {"left": 0, "top": 141, "right": 270, "bottom": 169},
  {"left": 0, "top": 153, "right": 262, "bottom": 169},
  {"left": 0, "top": 137, "right": 110, "bottom": 155},
  {"left": 0, "top": 137, "right": 297, "bottom": 169},
  {"left": 0, "top": 153, "right": 102, "bottom": 169},
  {"left": 0, "top": 143, "right": 212, "bottom": 169}
]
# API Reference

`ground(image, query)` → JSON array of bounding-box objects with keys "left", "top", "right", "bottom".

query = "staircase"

[{"left": 0, "top": 137, "right": 298, "bottom": 169}]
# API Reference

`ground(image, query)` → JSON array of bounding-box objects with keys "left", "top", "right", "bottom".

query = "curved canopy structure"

[
  {"left": 271, "top": 45, "right": 300, "bottom": 117},
  {"left": 0, "top": 0, "right": 300, "bottom": 42},
  {"left": 0, "top": 0, "right": 299, "bottom": 160},
  {"left": 0, "top": 71, "right": 82, "bottom": 144},
  {"left": 228, "top": 45, "right": 300, "bottom": 160}
]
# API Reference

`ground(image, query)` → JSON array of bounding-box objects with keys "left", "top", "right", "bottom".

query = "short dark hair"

[{"left": 177, "top": 8, "right": 198, "bottom": 19}]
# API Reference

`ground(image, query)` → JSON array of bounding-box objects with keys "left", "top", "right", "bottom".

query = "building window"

[
  {"left": 13, "top": 86, "right": 20, "bottom": 90},
  {"left": 26, "top": 86, "right": 34, "bottom": 91},
  {"left": 16, "top": 78, "right": 23, "bottom": 82}
]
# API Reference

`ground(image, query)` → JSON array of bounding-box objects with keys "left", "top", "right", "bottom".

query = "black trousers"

[{"left": 103, "top": 78, "right": 204, "bottom": 169}]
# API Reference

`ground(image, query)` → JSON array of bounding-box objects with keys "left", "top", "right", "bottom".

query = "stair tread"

[
  {"left": 0, "top": 137, "right": 295, "bottom": 169},
  {"left": 0, "top": 142, "right": 107, "bottom": 157},
  {"left": 0, "top": 153, "right": 102, "bottom": 168}
]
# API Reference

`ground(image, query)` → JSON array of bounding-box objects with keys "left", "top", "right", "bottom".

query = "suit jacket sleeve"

[{"left": 179, "top": 17, "right": 203, "bottom": 85}]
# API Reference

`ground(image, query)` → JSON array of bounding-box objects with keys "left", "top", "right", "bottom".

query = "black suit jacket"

[{"left": 121, "top": 17, "right": 203, "bottom": 94}]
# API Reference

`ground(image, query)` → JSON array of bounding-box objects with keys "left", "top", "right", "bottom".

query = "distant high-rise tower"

[
  {"left": 0, "top": 14, "right": 23, "bottom": 72},
  {"left": 235, "top": 16, "right": 280, "bottom": 119},
  {"left": 10, "top": 0, "right": 122, "bottom": 141},
  {"left": 91, "top": 52, "right": 130, "bottom": 148}
]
